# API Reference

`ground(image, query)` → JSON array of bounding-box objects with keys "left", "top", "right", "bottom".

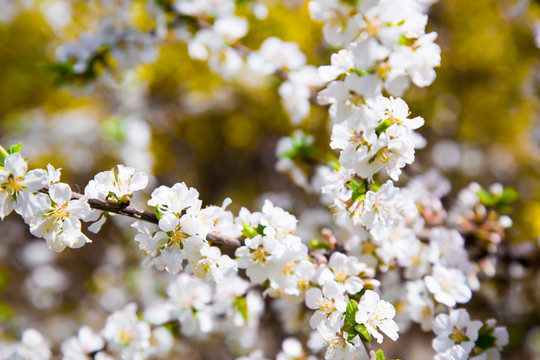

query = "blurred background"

[{"left": 0, "top": 0, "right": 540, "bottom": 358}]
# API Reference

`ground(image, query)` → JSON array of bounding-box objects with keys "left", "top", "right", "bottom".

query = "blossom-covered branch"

[
  {"left": 0, "top": 1, "right": 522, "bottom": 359},
  {"left": 39, "top": 186, "right": 243, "bottom": 248}
]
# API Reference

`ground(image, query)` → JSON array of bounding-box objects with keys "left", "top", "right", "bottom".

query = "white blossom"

[
  {"left": 11, "top": 329, "right": 52, "bottom": 360},
  {"left": 0, "top": 153, "right": 48, "bottom": 220},
  {"left": 305, "top": 281, "right": 347, "bottom": 328},
  {"left": 424, "top": 265, "right": 472, "bottom": 307},
  {"left": 29, "top": 183, "right": 92, "bottom": 252},
  {"left": 432, "top": 309, "right": 482, "bottom": 354},
  {"left": 317, "top": 252, "right": 368, "bottom": 294},
  {"left": 101, "top": 303, "right": 151, "bottom": 360},
  {"left": 61, "top": 326, "right": 104, "bottom": 360},
  {"left": 317, "top": 313, "right": 363, "bottom": 360},
  {"left": 247, "top": 37, "right": 306, "bottom": 75},
  {"left": 355, "top": 290, "right": 399, "bottom": 344}
]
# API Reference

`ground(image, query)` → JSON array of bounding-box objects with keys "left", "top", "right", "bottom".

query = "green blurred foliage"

[{"left": 0, "top": 12, "right": 55, "bottom": 117}]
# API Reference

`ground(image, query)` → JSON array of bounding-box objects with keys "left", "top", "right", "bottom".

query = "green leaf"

[
  {"left": 355, "top": 324, "right": 372, "bottom": 342},
  {"left": 477, "top": 186, "right": 519, "bottom": 213},
  {"left": 493, "top": 187, "right": 519, "bottom": 212},
  {"left": 475, "top": 333, "right": 496, "bottom": 350},
  {"left": 234, "top": 296, "right": 249, "bottom": 320},
  {"left": 256, "top": 224, "right": 266, "bottom": 236},
  {"left": 474, "top": 323, "right": 496, "bottom": 351},
  {"left": 281, "top": 133, "right": 317, "bottom": 161},
  {"left": 375, "top": 349, "right": 386, "bottom": 360},
  {"left": 347, "top": 179, "right": 363, "bottom": 192},
  {"left": 341, "top": 0, "right": 360, "bottom": 6},
  {"left": 348, "top": 179, "right": 369, "bottom": 201},
  {"left": 309, "top": 238, "right": 332, "bottom": 250},
  {"left": 326, "top": 153, "right": 340, "bottom": 170},
  {"left": 154, "top": 205, "right": 164, "bottom": 220},
  {"left": 347, "top": 329, "right": 358, "bottom": 341},
  {"left": 242, "top": 222, "right": 259, "bottom": 239},
  {"left": 7, "top": 143, "right": 22, "bottom": 154},
  {"left": 102, "top": 116, "right": 126, "bottom": 142},
  {"left": 476, "top": 188, "right": 495, "bottom": 207},
  {"left": 344, "top": 299, "right": 359, "bottom": 326},
  {"left": 0, "top": 145, "right": 8, "bottom": 163}
]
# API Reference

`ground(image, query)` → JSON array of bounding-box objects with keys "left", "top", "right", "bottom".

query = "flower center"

[
  {"left": 376, "top": 62, "right": 392, "bottom": 81},
  {"left": 252, "top": 246, "right": 267, "bottom": 264},
  {"left": 335, "top": 269, "right": 347, "bottom": 282},
  {"left": 119, "top": 329, "right": 133, "bottom": 345},
  {"left": 170, "top": 226, "right": 189, "bottom": 248},
  {"left": 3, "top": 175, "right": 26, "bottom": 197},
  {"left": 449, "top": 326, "right": 470, "bottom": 344},
  {"left": 49, "top": 204, "right": 70, "bottom": 221}
]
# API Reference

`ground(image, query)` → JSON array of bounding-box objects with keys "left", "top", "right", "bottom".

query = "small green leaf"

[
  {"left": 347, "top": 179, "right": 363, "bottom": 192},
  {"left": 345, "top": 299, "right": 359, "bottom": 326},
  {"left": 281, "top": 133, "right": 317, "bottom": 161},
  {"left": 475, "top": 333, "right": 496, "bottom": 350},
  {"left": 234, "top": 296, "right": 249, "bottom": 320},
  {"left": 102, "top": 116, "right": 126, "bottom": 142},
  {"left": 7, "top": 143, "right": 22, "bottom": 154},
  {"left": 341, "top": 0, "right": 359, "bottom": 6},
  {"left": 477, "top": 186, "right": 519, "bottom": 213},
  {"left": 493, "top": 187, "right": 519, "bottom": 211},
  {"left": 375, "top": 349, "right": 386, "bottom": 360},
  {"left": 326, "top": 153, "right": 340, "bottom": 170},
  {"left": 347, "top": 329, "right": 358, "bottom": 341},
  {"left": 256, "top": 224, "right": 266, "bottom": 236},
  {"left": 476, "top": 188, "right": 495, "bottom": 207},
  {"left": 348, "top": 179, "right": 369, "bottom": 201},
  {"left": 242, "top": 222, "right": 259, "bottom": 239},
  {"left": 154, "top": 205, "right": 164, "bottom": 220},
  {"left": 355, "top": 324, "right": 372, "bottom": 342},
  {"left": 309, "top": 238, "right": 332, "bottom": 250},
  {"left": 0, "top": 146, "right": 8, "bottom": 163}
]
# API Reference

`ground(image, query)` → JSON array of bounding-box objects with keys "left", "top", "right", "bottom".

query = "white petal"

[
  {"left": 344, "top": 277, "right": 364, "bottom": 294},
  {"left": 130, "top": 172, "right": 148, "bottom": 192},
  {"left": 159, "top": 214, "right": 179, "bottom": 232},
  {"left": 23, "top": 169, "right": 48, "bottom": 191},
  {"left": 49, "top": 183, "right": 72, "bottom": 204},
  {"left": 0, "top": 192, "right": 15, "bottom": 219},
  {"left": 5, "top": 153, "right": 27, "bottom": 177}
]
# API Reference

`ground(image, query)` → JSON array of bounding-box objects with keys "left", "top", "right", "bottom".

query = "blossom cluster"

[
  {"left": 0, "top": 0, "right": 517, "bottom": 359},
  {"left": 133, "top": 182, "right": 238, "bottom": 279},
  {"left": 432, "top": 310, "right": 509, "bottom": 360}
]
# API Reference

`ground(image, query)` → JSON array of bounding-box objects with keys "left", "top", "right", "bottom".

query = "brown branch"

[
  {"left": 39, "top": 187, "right": 242, "bottom": 248},
  {"left": 361, "top": 338, "right": 376, "bottom": 360}
]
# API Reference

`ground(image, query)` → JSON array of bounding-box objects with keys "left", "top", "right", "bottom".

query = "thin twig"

[{"left": 361, "top": 338, "right": 376, "bottom": 360}]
